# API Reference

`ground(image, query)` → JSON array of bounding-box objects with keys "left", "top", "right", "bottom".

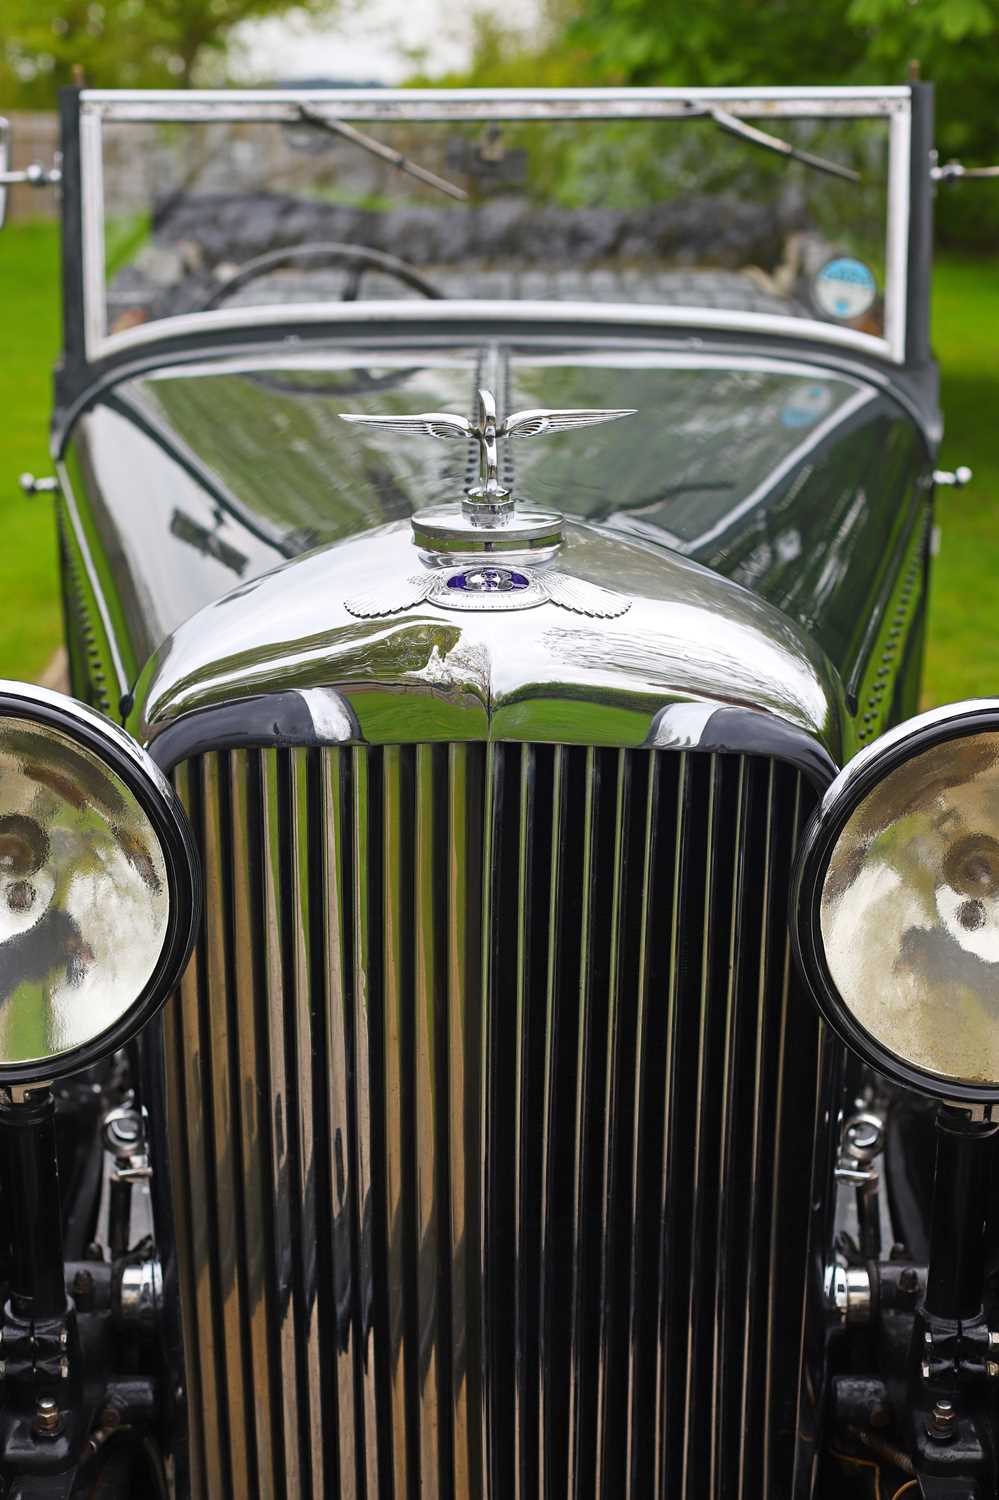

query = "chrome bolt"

[
  {"left": 32, "top": 1396, "right": 62, "bottom": 1438},
  {"left": 988, "top": 1360, "right": 999, "bottom": 1379},
  {"left": 842, "top": 1111, "right": 884, "bottom": 1163},
  {"left": 933, "top": 466, "right": 973, "bottom": 488},
  {"left": 105, "top": 1111, "right": 142, "bottom": 1149},
  {"left": 825, "top": 1262, "right": 872, "bottom": 1326},
  {"left": 926, "top": 1399, "right": 957, "bottom": 1442},
  {"left": 989, "top": 1329, "right": 999, "bottom": 1347},
  {"left": 898, "top": 1267, "right": 920, "bottom": 1295},
  {"left": 18, "top": 473, "right": 58, "bottom": 497},
  {"left": 59, "top": 1357, "right": 69, "bottom": 1380}
]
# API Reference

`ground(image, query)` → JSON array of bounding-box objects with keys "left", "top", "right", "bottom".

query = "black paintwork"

[{"left": 58, "top": 336, "right": 933, "bottom": 729}]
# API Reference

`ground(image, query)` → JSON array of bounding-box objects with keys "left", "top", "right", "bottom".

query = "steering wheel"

[{"left": 198, "top": 241, "right": 445, "bottom": 311}]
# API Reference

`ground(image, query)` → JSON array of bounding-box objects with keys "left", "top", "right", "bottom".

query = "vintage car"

[{"left": 0, "top": 80, "right": 997, "bottom": 1498}]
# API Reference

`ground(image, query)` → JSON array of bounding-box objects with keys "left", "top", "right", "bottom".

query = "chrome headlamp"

[
  {"left": 793, "top": 701, "right": 999, "bottom": 1102},
  {"left": 0, "top": 683, "right": 199, "bottom": 1086}
]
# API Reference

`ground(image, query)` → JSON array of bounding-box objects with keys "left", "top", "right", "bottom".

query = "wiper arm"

[
  {"left": 706, "top": 106, "right": 861, "bottom": 184},
  {"left": 297, "top": 104, "right": 468, "bottom": 202}
]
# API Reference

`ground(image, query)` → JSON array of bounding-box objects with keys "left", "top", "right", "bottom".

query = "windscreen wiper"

[
  {"left": 297, "top": 104, "right": 468, "bottom": 202},
  {"left": 704, "top": 106, "right": 861, "bottom": 184}
]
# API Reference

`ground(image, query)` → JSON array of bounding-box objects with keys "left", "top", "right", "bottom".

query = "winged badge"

[{"left": 339, "top": 387, "right": 635, "bottom": 499}]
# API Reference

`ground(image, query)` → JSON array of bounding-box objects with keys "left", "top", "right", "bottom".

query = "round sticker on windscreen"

[
  {"left": 814, "top": 257, "right": 877, "bottom": 321},
  {"left": 781, "top": 381, "right": 834, "bottom": 429}
]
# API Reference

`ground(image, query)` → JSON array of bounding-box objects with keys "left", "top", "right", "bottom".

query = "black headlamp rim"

[
  {"left": 0, "top": 685, "right": 201, "bottom": 1086},
  {"left": 792, "top": 699, "right": 999, "bottom": 1104}
]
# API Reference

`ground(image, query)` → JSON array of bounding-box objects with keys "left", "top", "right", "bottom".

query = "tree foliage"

[
  {"left": 450, "top": 0, "right": 999, "bottom": 165},
  {"left": 0, "top": 0, "right": 341, "bottom": 101},
  {"left": 445, "top": 0, "right": 999, "bottom": 244}
]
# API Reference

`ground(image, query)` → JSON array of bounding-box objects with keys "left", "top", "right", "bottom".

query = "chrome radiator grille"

[{"left": 162, "top": 743, "right": 821, "bottom": 1500}]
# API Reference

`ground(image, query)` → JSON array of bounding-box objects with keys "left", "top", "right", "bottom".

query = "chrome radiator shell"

[{"left": 162, "top": 742, "right": 821, "bottom": 1499}]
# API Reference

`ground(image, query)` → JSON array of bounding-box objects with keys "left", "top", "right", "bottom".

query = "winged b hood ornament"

[
  {"left": 340, "top": 388, "right": 635, "bottom": 504},
  {"left": 337, "top": 388, "right": 636, "bottom": 616}
]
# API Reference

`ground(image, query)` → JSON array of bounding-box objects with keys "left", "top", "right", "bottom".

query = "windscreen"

[{"left": 94, "top": 100, "right": 901, "bottom": 351}]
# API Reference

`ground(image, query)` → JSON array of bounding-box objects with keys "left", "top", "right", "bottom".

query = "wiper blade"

[
  {"left": 297, "top": 104, "right": 468, "bottom": 202},
  {"left": 706, "top": 106, "right": 861, "bottom": 184}
]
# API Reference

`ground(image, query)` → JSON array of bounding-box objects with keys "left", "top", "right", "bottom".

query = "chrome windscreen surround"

[
  {"left": 75, "top": 87, "right": 915, "bottom": 365},
  {"left": 792, "top": 699, "right": 999, "bottom": 1102}
]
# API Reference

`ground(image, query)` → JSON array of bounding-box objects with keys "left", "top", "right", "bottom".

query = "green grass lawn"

[
  {"left": 0, "top": 221, "right": 61, "bottom": 682},
  {"left": 0, "top": 221, "right": 995, "bottom": 706},
  {"left": 924, "top": 256, "right": 999, "bottom": 706}
]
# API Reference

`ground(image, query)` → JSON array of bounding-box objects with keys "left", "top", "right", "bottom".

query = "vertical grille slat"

[
  {"left": 350, "top": 747, "right": 392, "bottom": 1499},
  {"left": 319, "top": 750, "right": 362, "bottom": 1499},
  {"left": 202, "top": 754, "right": 256, "bottom": 1499},
  {"left": 167, "top": 744, "right": 822, "bottom": 1500},
  {"left": 290, "top": 751, "right": 329, "bottom": 1499},
  {"left": 164, "top": 761, "right": 210, "bottom": 1498},
  {"left": 379, "top": 746, "right": 411, "bottom": 1499},
  {"left": 228, "top": 752, "right": 280, "bottom": 1496},
  {"left": 259, "top": 749, "right": 304, "bottom": 1496},
  {"left": 414, "top": 745, "right": 447, "bottom": 1498},
  {"left": 445, "top": 744, "right": 485, "bottom": 1500}
]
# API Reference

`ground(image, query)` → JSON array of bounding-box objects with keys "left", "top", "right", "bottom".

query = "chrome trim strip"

[
  {"left": 79, "top": 107, "right": 107, "bottom": 358},
  {"left": 86, "top": 298, "right": 897, "bottom": 365},
  {"left": 886, "top": 105, "right": 913, "bottom": 362},
  {"left": 82, "top": 85, "right": 911, "bottom": 119}
]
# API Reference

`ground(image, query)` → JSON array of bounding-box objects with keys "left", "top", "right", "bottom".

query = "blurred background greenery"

[{"left": 1, "top": 0, "right": 998, "bottom": 706}]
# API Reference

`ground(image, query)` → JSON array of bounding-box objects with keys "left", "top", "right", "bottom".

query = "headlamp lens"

[
  {"left": 0, "top": 713, "right": 176, "bottom": 1072},
  {"left": 820, "top": 730, "right": 999, "bottom": 1088}
]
